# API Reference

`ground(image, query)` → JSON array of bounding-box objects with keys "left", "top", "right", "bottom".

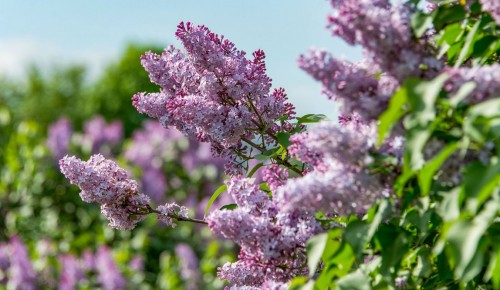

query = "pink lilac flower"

[
  {"left": 81, "top": 116, "right": 123, "bottom": 155},
  {"left": 156, "top": 203, "right": 189, "bottom": 227},
  {"left": 58, "top": 255, "right": 84, "bottom": 290},
  {"left": 281, "top": 121, "right": 394, "bottom": 216},
  {"left": 298, "top": 50, "right": 399, "bottom": 121},
  {"left": 262, "top": 165, "right": 289, "bottom": 193},
  {"left": 207, "top": 177, "right": 322, "bottom": 287},
  {"left": 47, "top": 117, "right": 73, "bottom": 160},
  {"left": 60, "top": 154, "right": 150, "bottom": 230},
  {"left": 175, "top": 244, "right": 200, "bottom": 290},
  {"left": 133, "top": 22, "right": 295, "bottom": 170},
  {"left": 95, "top": 246, "right": 126, "bottom": 290},
  {"left": 480, "top": 0, "right": 500, "bottom": 25},
  {"left": 8, "top": 236, "right": 36, "bottom": 290},
  {"left": 444, "top": 64, "right": 500, "bottom": 103},
  {"left": 327, "top": 0, "right": 442, "bottom": 81}
]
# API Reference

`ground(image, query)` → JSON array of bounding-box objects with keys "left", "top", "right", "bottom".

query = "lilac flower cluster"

[
  {"left": 298, "top": 50, "right": 399, "bottom": 121},
  {"left": 207, "top": 176, "right": 323, "bottom": 287},
  {"left": 60, "top": 154, "right": 194, "bottom": 229},
  {"left": 282, "top": 120, "right": 395, "bottom": 216},
  {"left": 47, "top": 117, "right": 73, "bottom": 160},
  {"left": 81, "top": 116, "right": 123, "bottom": 155},
  {"left": 327, "top": 0, "right": 442, "bottom": 81},
  {"left": 60, "top": 154, "right": 150, "bottom": 230},
  {"left": 133, "top": 22, "right": 295, "bottom": 169}
]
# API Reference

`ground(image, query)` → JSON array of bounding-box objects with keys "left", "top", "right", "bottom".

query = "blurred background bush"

[{"left": 0, "top": 43, "right": 235, "bottom": 289}]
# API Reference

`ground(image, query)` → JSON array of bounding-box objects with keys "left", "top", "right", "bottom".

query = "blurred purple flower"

[
  {"left": 82, "top": 116, "right": 123, "bottom": 155},
  {"left": 95, "top": 246, "right": 126, "bottom": 290},
  {"left": 58, "top": 255, "right": 84, "bottom": 290},
  {"left": 47, "top": 117, "right": 73, "bottom": 161},
  {"left": 175, "top": 244, "right": 200, "bottom": 290}
]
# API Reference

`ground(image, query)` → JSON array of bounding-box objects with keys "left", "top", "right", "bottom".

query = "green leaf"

[
  {"left": 436, "top": 187, "right": 460, "bottom": 222},
  {"left": 306, "top": 233, "right": 328, "bottom": 276},
  {"left": 404, "top": 74, "right": 448, "bottom": 170},
  {"left": 204, "top": 184, "right": 227, "bottom": 217},
  {"left": 418, "top": 142, "right": 459, "bottom": 195},
  {"left": 411, "top": 11, "right": 434, "bottom": 38},
  {"left": 296, "top": 114, "right": 328, "bottom": 124},
  {"left": 455, "top": 20, "right": 481, "bottom": 67},
  {"left": 448, "top": 81, "right": 476, "bottom": 107},
  {"left": 336, "top": 270, "right": 371, "bottom": 290},
  {"left": 464, "top": 98, "right": 500, "bottom": 143},
  {"left": 276, "top": 132, "right": 292, "bottom": 148},
  {"left": 344, "top": 220, "right": 370, "bottom": 258},
  {"left": 219, "top": 203, "right": 237, "bottom": 211},
  {"left": 289, "top": 277, "right": 313, "bottom": 290},
  {"left": 377, "top": 86, "right": 408, "bottom": 146},
  {"left": 433, "top": 5, "right": 467, "bottom": 31},
  {"left": 247, "top": 162, "right": 264, "bottom": 178}
]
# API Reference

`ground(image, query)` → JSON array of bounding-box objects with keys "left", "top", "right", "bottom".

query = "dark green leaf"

[
  {"left": 276, "top": 132, "right": 292, "bottom": 148},
  {"left": 418, "top": 142, "right": 459, "bottom": 195},
  {"left": 455, "top": 21, "right": 481, "bottom": 67},
  {"left": 247, "top": 162, "right": 264, "bottom": 178},
  {"left": 296, "top": 114, "right": 328, "bottom": 124},
  {"left": 220, "top": 203, "right": 238, "bottom": 211}
]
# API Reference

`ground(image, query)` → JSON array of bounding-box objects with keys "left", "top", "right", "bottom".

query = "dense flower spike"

[
  {"left": 47, "top": 117, "right": 73, "bottom": 160},
  {"left": 281, "top": 121, "right": 393, "bottom": 216},
  {"left": 133, "top": 22, "right": 295, "bottom": 169},
  {"left": 156, "top": 203, "right": 189, "bottom": 227},
  {"left": 59, "top": 154, "right": 140, "bottom": 204},
  {"left": 327, "top": 0, "right": 442, "bottom": 81},
  {"left": 59, "top": 154, "right": 150, "bottom": 230},
  {"left": 298, "top": 50, "right": 399, "bottom": 120},
  {"left": 207, "top": 177, "right": 323, "bottom": 286},
  {"left": 58, "top": 255, "right": 84, "bottom": 290}
]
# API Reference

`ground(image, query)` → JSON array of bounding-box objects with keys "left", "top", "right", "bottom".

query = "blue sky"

[{"left": 0, "top": 0, "right": 361, "bottom": 118}]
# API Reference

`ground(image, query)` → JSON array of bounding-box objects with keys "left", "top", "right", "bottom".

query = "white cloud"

[{"left": 0, "top": 37, "right": 115, "bottom": 79}]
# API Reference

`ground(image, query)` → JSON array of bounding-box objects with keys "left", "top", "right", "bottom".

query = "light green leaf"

[
  {"left": 247, "top": 162, "right": 264, "bottom": 178},
  {"left": 204, "top": 184, "right": 227, "bottom": 217},
  {"left": 306, "top": 233, "right": 328, "bottom": 277},
  {"left": 455, "top": 21, "right": 480, "bottom": 67},
  {"left": 377, "top": 86, "right": 408, "bottom": 146},
  {"left": 336, "top": 270, "right": 371, "bottom": 290}
]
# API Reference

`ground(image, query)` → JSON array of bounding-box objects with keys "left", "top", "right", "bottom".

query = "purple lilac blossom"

[
  {"left": 156, "top": 202, "right": 189, "bottom": 227},
  {"left": 58, "top": 255, "right": 84, "bottom": 290},
  {"left": 175, "top": 244, "right": 200, "bottom": 290},
  {"left": 8, "top": 236, "right": 36, "bottom": 290},
  {"left": 59, "top": 154, "right": 150, "bottom": 230},
  {"left": 133, "top": 22, "right": 295, "bottom": 170},
  {"left": 281, "top": 121, "right": 394, "bottom": 216},
  {"left": 298, "top": 50, "right": 399, "bottom": 121},
  {"left": 480, "top": 0, "right": 500, "bottom": 25},
  {"left": 81, "top": 116, "right": 123, "bottom": 155},
  {"left": 444, "top": 64, "right": 500, "bottom": 103},
  {"left": 95, "top": 246, "right": 126, "bottom": 290},
  {"left": 262, "top": 165, "right": 289, "bottom": 194},
  {"left": 327, "top": 0, "right": 442, "bottom": 81},
  {"left": 207, "top": 177, "right": 323, "bottom": 287},
  {"left": 141, "top": 167, "right": 168, "bottom": 203},
  {"left": 47, "top": 117, "right": 73, "bottom": 161}
]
